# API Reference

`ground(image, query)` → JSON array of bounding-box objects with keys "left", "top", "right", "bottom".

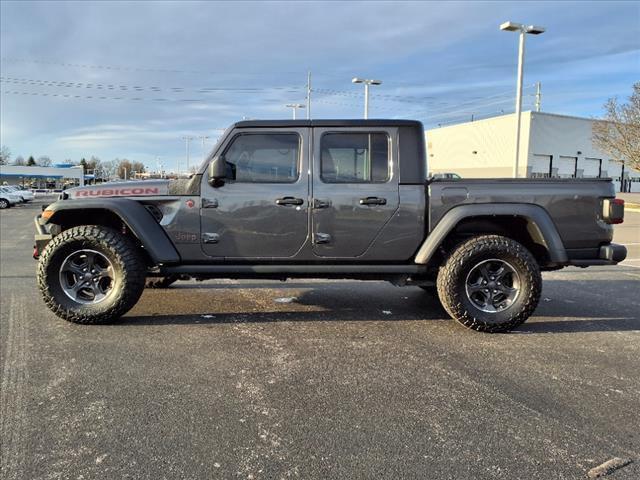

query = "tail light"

[{"left": 602, "top": 198, "right": 624, "bottom": 224}]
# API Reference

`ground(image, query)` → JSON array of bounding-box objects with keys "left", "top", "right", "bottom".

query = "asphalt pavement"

[{"left": 1, "top": 199, "right": 639, "bottom": 479}]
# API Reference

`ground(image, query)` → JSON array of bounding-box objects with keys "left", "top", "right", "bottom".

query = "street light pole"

[
  {"left": 285, "top": 103, "right": 305, "bottom": 119},
  {"left": 306, "top": 71, "right": 312, "bottom": 120},
  {"left": 182, "top": 135, "right": 195, "bottom": 174},
  {"left": 500, "top": 21, "right": 545, "bottom": 178},
  {"left": 199, "top": 135, "right": 210, "bottom": 161},
  {"left": 352, "top": 77, "right": 382, "bottom": 119}
]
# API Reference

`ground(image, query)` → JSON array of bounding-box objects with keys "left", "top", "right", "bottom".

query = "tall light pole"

[
  {"left": 352, "top": 77, "right": 382, "bottom": 119},
  {"left": 198, "top": 135, "right": 210, "bottom": 161},
  {"left": 182, "top": 135, "right": 195, "bottom": 174},
  {"left": 500, "top": 21, "right": 545, "bottom": 178},
  {"left": 285, "top": 103, "right": 305, "bottom": 119},
  {"left": 306, "top": 71, "right": 312, "bottom": 120}
]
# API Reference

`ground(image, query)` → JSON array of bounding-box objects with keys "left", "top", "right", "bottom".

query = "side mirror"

[{"left": 208, "top": 155, "right": 226, "bottom": 187}]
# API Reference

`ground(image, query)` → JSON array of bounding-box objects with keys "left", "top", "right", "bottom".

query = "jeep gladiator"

[{"left": 34, "top": 119, "right": 627, "bottom": 332}]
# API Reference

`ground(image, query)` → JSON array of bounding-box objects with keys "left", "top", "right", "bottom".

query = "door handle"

[
  {"left": 314, "top": 232, "right": 331, "bottom": 244},
  {"left": 202, "top": 198, "right": 218, "bottom": 209},
  {"left": 276, "top": 197, "right": 304, "bottom": 206},
  {"left": 359, "top": 197, "right": 387, "bottom": 206}
]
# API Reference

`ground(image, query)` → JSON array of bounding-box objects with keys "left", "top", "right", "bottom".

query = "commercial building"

[
  {"left": 0, "top": 164, "right": 85, "bottom": 189},
  {"left": 426, "top": 111, "right": 639, "bottom": 192}
]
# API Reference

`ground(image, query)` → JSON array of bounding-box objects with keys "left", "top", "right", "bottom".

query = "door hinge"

[
  {"left": 202, "top": 233, "right": 220, "bottom": 244},
  {"left": 314, "top": 232, "right": 331, "bottom": 244}
]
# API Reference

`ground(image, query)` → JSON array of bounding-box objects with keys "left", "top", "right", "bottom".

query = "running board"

[{"left": 160, "top": 264, "right": 428, "bottom": 276}]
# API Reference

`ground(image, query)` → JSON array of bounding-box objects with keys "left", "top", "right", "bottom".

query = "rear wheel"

[
  {"left": 37, "top": 226, "right": 146, "bottom": 324},
  {"left": 0, "top": 199, "right": 9, "bottom": 209},
  {"left": 437, "top": 235, "right": 541, "bottom": 333}
]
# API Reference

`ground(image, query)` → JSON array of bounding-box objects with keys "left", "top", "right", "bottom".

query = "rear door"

[
  {"left": 311, "top": 127, "right": 400, "bottom": 257},
  {"left": 200, "top": 128, "right": 310, "bottom": 259}
]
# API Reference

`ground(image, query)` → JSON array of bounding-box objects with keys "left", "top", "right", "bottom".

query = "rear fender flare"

[
  {"left": 44, "top": 198, "right": 180, "bottom": 264},
  {"left": 414, "top": 203, "right": 568, "bottom": 265}
]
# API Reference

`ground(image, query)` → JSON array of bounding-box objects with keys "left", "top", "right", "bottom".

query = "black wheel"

[
  {"left": 436, "top": 235, "right": 541, "bottom": 333},
  {"left": 0, "top": 199, "right": 9, "bottom": 209},
  {"left": 37, "top": 226, "right": 146, "bottom": 324},
  {"left": 145, "top": 275, "right": 180, "bottom": 289}
]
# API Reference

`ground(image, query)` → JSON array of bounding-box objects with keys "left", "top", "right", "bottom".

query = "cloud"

[{"left": 1, "top": 0, "right": 638, "bottom": 165}]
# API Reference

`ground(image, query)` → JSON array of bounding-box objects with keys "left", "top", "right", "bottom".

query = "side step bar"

[{"left": 160, "top": 264, "right": 428, "bottom": 276}]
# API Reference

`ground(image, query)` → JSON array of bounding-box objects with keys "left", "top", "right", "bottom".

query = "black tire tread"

[
  {"left": 37, "top": 225, "right": 146, "bottom": 324},
  {"left": 436, "top": 235, "right": 541, "bottom": 333}
]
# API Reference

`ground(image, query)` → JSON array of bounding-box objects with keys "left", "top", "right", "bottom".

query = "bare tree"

[
  {"left": 131, "top": 161, "right": 146, "bottom": 175},
  {"left": 13, "top": 155, "right": 25, "bottom": 166},
  {"left": 38, "top": 155, "right": 52, "bottom": 167},
  {"left": 592, "top": 82, "right": 640, "bottom": 171},
  {"left": 0, "top": 145, "right": 10, "bottom": 165},
  {"left": 116, "top": 159, "right": 133, "bottom": 179}
]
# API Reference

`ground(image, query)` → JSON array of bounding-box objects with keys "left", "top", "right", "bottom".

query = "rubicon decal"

[{"left": 74, "top": 187, "right": 160, "bottom": 197}]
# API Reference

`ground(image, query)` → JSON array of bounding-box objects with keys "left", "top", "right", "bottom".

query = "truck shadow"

[{"left": 121, "top": 280, "right": 640, "bottom": 333}]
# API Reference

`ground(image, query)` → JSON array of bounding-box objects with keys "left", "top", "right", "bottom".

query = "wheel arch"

[
  {"left": 415, "top": 203, "right": 568, "bottom": 267},
  {"left": 44, "top": 198, "right": 180, "bottom": 265}
]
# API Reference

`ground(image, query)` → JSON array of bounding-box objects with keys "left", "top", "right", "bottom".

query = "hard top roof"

[{"left": 231, "top": 119, "right": 423, "bottom": 129}]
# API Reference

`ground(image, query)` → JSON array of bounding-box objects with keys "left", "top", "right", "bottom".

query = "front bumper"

[
  {"left": 568, "top": 243, "right": 627, "bottom": 267},
  {"left": 33, "top": 214, "right": 52, "bottom": 260}
]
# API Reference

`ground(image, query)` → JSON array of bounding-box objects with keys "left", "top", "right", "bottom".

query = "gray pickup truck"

[{"left": 34, "top": 119, "right": 627, "bottom": 332}]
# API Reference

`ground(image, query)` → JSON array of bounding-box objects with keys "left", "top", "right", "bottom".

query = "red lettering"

[
  {"left": 88, "top": 190, "right": 100, "bottom": 196},
  {"left": 102, "top": 189, "right": 113, "bottom": 196},
  {"left": 119, "top": 189, "right": 131, "bottom": 195},
  {"left": 145, "top": 188, "right": 159, "bottom": 195},
  {"left": 131, "top": 188, "right": 144, "bottom": 195},
  {"left": 75, "top": 190, "right": 87, "bottom": 197}
]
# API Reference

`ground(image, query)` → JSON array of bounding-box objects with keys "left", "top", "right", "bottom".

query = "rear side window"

[
  {"left": 321, "top": 132, "right": 389, "bottom": 183},
  {"left": 223, "top": 133, "right": 300, "bottom": 183}
]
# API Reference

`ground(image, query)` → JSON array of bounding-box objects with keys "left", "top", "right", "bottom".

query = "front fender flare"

[
  {"left": 44, "top": 198, "right": 180, "bottom": 264},
  {"left": 414, "top": 203, "right": 568, "bottom": 265}
]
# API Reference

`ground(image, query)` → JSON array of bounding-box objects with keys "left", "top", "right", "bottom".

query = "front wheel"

[
  {"left": 37, "top": 226, "right": 146, "bottom": 324},
  {"left": 437, "top": 235, "right": 542, "bottom": 333},
  {"left": 0, "top": 199, "right": 10, "bottom": 209}
]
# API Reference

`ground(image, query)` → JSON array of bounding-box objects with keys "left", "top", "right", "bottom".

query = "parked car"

[
  {"left": 0, "top": 187, "right": 22, "bottom": 208},
  {"left": 3, "top": 185, "right": 34, "bottom": 202},
  {"left": 34, "top": 119, "right": 626, "bottom": 333},
  {"left": 431, "top": 172, "right": 462, "bottom": 180}
]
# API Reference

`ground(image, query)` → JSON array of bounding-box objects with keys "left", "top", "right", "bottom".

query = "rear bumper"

[{"left": 568, "top": 243, "right": 627, "bottom": 266}]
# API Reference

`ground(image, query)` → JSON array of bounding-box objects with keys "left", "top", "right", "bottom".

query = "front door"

[
  {"left": 200, "top": 128, "right": 309, "bottom": 259},
  {"left": 311, "top": 127, "right": 400, "bottom": 257}
]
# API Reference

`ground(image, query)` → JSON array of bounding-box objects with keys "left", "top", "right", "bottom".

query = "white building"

[
  {"left": 0, "top": 164, "right": 85, "bottom": 188},
  {"left": 426, "top": 111, "right": 639, "bottom": 192}
]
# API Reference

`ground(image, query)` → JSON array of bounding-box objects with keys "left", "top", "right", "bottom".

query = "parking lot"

[{"left": 1, "top": 199, "right": 638, "bottom": 479}]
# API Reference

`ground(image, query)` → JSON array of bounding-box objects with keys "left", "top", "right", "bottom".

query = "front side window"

[
  {"left": 320, "top": 132, "right": 389, "bottom": 183},
  {"left": 223, "top": 133, "right": 299, "bottom": 183}
]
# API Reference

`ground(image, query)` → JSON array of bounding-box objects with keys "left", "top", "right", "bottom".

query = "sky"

[{"left": 1, "top": 0, "right": 638, "bottom": 172}]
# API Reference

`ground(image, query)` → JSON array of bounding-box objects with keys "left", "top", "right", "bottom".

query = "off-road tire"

[
  {"left": 437, "top": 235, "right": 541, "bottom": 333},
  {"left": 145, "top": 275, "right": 180, "bottom": 289},
  {"left": 37, "top": 226, "right": 146, "bottom": 324},
  {"left": 0, "top": 199, "right": 10, "bottom": 209}
]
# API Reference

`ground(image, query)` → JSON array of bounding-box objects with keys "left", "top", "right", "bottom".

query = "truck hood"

[{"left": 64, "top": 179, "right": 191, "bottom": 199}]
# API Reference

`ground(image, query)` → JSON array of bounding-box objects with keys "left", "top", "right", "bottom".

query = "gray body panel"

[
  {"left": 44, "top": 198, "right": 181, "bottom": 264},
  {"left": 427, "top": 178, "right": 615, "bottom": 251}
]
